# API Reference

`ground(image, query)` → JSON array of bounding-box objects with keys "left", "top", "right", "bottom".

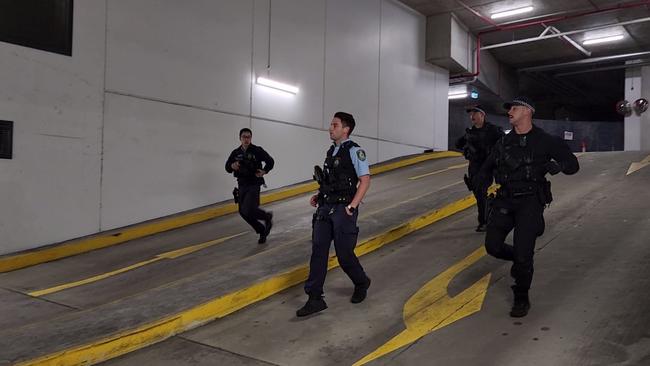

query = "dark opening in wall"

[
  {"left": 0, "top": 0, "right": 73, "bottom": 56},
  {"left": 0, "top": 121, "right": 13, "bottom": 159}
]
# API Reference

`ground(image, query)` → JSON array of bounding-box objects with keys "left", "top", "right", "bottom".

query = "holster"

[{"left": 538, "top": 181, "right": 553, "bottom": 206}]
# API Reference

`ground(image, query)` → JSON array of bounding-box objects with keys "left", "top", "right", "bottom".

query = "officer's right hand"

[
  {"left": 310, "top": 194, "right": 319, "bottom": 207},
  {"left": 231, "top": 161, "right": 240, "bottom": 171}
]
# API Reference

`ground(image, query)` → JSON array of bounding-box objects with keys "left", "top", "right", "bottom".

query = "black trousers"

[
  {"left": 304, "top": 203, "right": 369, "bottom": 296},
  {"left": 469, "top": 161, "right": 490, "bottom": 225},
  {"left": 484, "top": 193, "right": 545, "bottom": 291},
  {"left": 238, "top": 184, "right": 268, "bottom": 234}
]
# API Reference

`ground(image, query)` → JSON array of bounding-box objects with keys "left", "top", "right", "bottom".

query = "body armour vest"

[
  {"left": 494, "top": 131, "right": 548, "bottom": 187},
  {"left": 320, "top": 141, "right": 359, "bottom": 204}
]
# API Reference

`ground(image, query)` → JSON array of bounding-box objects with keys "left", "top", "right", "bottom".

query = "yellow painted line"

[
  {"left": 353, "top": 247, "right": 489, "bottom": 366},
  {"left": 626, "top": 154, "right": 650, "bottom": 176},
  {"left": 17, "top": 190, "right": 475, "bottom": 366},
  {"left": 408, "top": 163, "right": 468, "bottom": 180},
  {"left": 0, "top": 151, "right": 461, "bottom": 273},
  {"left": 28, "top": 232, "right": 247, "bottom": 297}
]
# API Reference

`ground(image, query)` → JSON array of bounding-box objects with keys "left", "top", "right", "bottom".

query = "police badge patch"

[{"left": 356, "top": 149, "right": 366, "bottom": 161}]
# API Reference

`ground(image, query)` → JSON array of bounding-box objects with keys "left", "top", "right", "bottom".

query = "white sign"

[{"left": 564, "top": 131, "right": 574, "bottom": 140}]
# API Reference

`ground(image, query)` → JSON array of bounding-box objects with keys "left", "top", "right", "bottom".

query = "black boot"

[
  {"left": 351, "top": 277, "right": 371, "bottom": 304},
  {"left": 510, "top": 286, "right": 530, "bottom": 318},
  {"left": 258, "top": 212, "right": 273, "bottom": 244},
  {"left": 296, "top": 295, "right": 327, "bottom": 317}
]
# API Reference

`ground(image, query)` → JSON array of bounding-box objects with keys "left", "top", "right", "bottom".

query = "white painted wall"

[
  {"left": 0, "top": 0, "right": 106, "bottom": 254},
  {"left": 624, "top": 64, "right": 650, "bottom": 151},
  {"left": 0, "top": 0, "right": 450, "bottom": 254}
]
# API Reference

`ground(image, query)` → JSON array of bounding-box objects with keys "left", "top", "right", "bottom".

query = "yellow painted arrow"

[
  {"left": 28, "top": 232, "right": 247, "bottom": 297},
  {"left": 408, "top": 163, "right": 469, "bottom": 180},
  {"left": 626, "top": 154, "right": 650, "bottom": 176},
  {"left": 353, "top": 246, "right": 490, "bottom": 366}
]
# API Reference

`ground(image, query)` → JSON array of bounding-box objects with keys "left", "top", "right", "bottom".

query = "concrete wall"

[{"left": 0, "top": 0, "right": 449, "bottom": 254}]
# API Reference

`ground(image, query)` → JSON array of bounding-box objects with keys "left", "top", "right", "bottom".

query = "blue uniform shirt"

[{"left": 332, "top": 139, "right": 370, "bottom": 177}]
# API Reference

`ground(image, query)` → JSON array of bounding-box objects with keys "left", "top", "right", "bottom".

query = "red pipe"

[{"left": 450, "top": 0, "right": 650, "bottom": 79}]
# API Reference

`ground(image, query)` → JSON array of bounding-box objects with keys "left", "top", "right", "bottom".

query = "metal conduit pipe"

[
  {"left": 519, "top": 50, "right": 650, "bottom": 72},
  {"left": 450, "top": 0, "right": 650, "bottom": 80}
]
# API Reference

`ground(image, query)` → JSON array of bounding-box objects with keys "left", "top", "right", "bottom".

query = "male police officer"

[
  {"left": 225, "top": 128, "right": 275, "bottom": 244},
  {"left": 455, "top": 105, "right": 503, "bottom": 232},
  {"left": 475, "top": 97, "right": 579, "bottom": 317},
  {"left": 297, "top": 112, "right": 371, "bottom": 317}
]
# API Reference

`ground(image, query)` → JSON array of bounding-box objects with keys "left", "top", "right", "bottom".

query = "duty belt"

[{"left": 498, "top": 184, "right": 538, "bottom": 198}]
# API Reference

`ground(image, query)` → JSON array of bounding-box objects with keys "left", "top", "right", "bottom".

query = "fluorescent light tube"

[
  {"left": 582, "top": 34, "right": 624, "bottom": 45},
  {"left": 256, "top": 77, "right": 299, "bottom": 94},
  {"left": 491, "top": 6, "right": 534, "bottom": 19},
  {"left": 448, "top": 93, "right": 468, "bottom": 100}
]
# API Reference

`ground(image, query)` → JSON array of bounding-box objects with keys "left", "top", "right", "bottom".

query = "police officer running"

[
  {"left": 475, "top": 96, "right": 579, "bottom": 317},
  {"left": 297, "top": 112, "right": 372, "bottom": 317},
  {"left": 455, "top": 105, "right": 504, "bottom": 232},
  {"left": 225, "top": 128, "right": 275, "bottom": 244}
]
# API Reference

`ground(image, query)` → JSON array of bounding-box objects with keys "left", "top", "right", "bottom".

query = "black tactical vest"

[
  {"left": 494, "top": 133, "right": 547, "bottom": 187},
  {"left": 320, "top": 141, "right": 359, "bottom": 204}
]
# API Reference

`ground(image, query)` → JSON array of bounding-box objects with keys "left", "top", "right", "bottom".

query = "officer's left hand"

[
  {"left": 255, "top": 169, "right": 266, "bottom": 177},
  {"left": 345, "top": 206, "right": 355, "bottom": 216},
  {"left": 545, "top": 161, "right": 562, "bottom": 175}
]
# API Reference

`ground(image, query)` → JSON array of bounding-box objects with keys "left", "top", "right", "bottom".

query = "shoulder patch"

[{"left": 356, "top": 149, "right": 367, "bottom": 161}]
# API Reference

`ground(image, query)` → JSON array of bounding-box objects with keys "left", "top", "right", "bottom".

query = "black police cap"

[
  {"left": 503, "top": 96, "right": 536, "bottom": 113},
  {"left": 465, "top": 105, "right": 486, "bottom": 114}
]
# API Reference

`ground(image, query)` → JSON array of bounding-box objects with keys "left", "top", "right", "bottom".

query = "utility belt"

[
  {"left": 318, "top": 193, "right": 353, "bottom": 205},
  {"left": 497, "top": 181, "right": 553, "bottom": 205}
]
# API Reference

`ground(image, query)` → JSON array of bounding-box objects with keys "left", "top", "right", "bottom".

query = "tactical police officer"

[
  {"left": 225, "top": 128, "right": 275, "bottom": 244},
  {"left": 476, "top": 96, "right": 579, "bottom": 317},
  {"left": 455, "top": 105, "right": 504, "bottom": 232},
  {"left": 297, "top": 112, "right": 372, "bottom": 317}
]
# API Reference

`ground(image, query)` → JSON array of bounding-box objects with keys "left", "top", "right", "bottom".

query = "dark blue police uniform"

[
  {"left": 304, "top": 139, "right": 371, "bottom": 298},
  {"left": 225, "top": 144, "right": 274, "bottom": 243}
]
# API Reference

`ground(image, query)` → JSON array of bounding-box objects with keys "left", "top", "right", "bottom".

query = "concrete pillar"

[{"left": 624, "top": 63, "right": 650, "bottom": 151}]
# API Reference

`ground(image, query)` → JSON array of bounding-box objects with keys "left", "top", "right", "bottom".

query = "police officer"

[
  {"left": 455, "top": 105, "right": 504, "bottom": 232},
  {"left": 296, "top": 112, "right": 372, "bottom": 317},
  {"left": 225, "top": 128, "right": 274, "bottom": 244},
  {"left": 475, "top": 97, "right": 579, "bottom": 317}
]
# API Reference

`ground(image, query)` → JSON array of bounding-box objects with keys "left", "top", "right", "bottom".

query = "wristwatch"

[{"left": 346, "top": 205, "right": 356, "bottom": 213}]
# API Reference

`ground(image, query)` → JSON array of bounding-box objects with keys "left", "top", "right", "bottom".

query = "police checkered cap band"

[
  {"left": 510, "top": 100, "right": 535, "bottom": 113},
  {"left": 467, "top": 107, "right": 486, "bottom": 115}
]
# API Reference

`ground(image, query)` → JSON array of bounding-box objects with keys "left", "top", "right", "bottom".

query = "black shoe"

[
  {"left": 264, "top": 211, "right": 273, "bottom": 236},
  {"left": 258, "top": 234, "right": 267, "bottom": 244},
  {"left": 296, "top": 295, "right": 327, "bottom": 317},
  {"left": 510, "top": 287, "right": 530, "bottom": 318},
  {"left": 351, "top": 277, "right": 371, "bottom": 304},
  {"left": 475, "top": 224, "right": 487, "bottom": 232}
]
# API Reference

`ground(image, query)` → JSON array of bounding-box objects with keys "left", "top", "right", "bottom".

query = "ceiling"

[{"left": 399, "top": 0, "right": 650, "bottom": 120}]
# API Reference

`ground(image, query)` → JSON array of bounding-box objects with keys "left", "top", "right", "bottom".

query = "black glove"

[{"left": 546, "top": 161, "right": 562, "bottom": 175}]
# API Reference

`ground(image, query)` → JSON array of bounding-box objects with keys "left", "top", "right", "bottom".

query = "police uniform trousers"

[
  {"left": 484, "top": 192, "right": 545, "bottom": 291},
  {"left": 304, "top": 203, "right": 369, "bottom": 296},
  {"left": 238, "top": 183, "right": 268, "bottom": 234},
  {"left": 469, "top": 161, "right": 490, "bottom": 225}
]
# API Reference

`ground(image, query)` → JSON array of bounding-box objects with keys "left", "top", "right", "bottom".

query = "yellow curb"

[
  {"left": 0, "top": 151, "right": 461, "bottom": 273},
  {"left": 17, "top": 190, "right": 475, "bottom": 366}
]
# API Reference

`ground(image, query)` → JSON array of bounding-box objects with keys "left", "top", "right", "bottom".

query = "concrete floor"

[
  {"left": 1, "top": 152, "right": 649, "bottom": 365},
  {"left": 97, "top": 151, "right": 650, "bottom": 366}
]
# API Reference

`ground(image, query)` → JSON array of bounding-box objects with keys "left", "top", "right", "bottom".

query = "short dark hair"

[
  {"left": 239, "top": 128, "right": 252, "bottom": 137},
  {"left": 334, "top": 112, "right": 355, "bottom": 135}
]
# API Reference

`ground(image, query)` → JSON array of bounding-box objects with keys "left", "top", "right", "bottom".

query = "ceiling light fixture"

[
  {"left": 490, "top": 6, "right": 534, "bottom": 19},
  {"left": 448, "top": 93, "right": 468, "bottom": 100},
  {"left": 256, "top": 77, "right": 299, "bottom": 94},
  {"left": 582, "top": 34, "right": 624, "bottom": 45}
]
